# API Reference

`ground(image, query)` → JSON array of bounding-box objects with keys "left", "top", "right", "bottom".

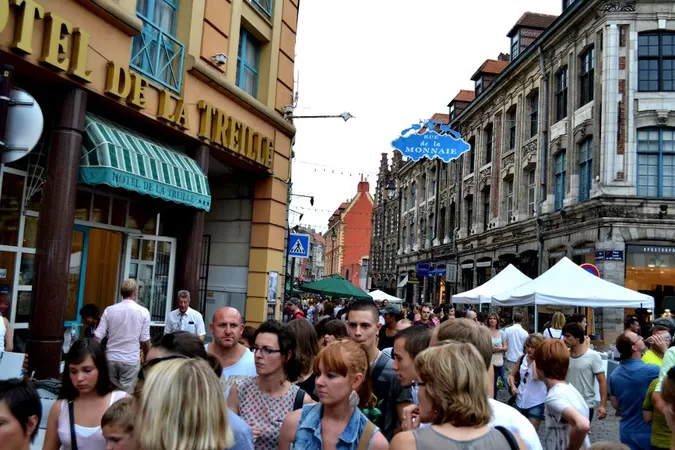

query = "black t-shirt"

[
  {"left": 378, "top": 326, "right": 396, "bottom": 351},
  {"left": 297, "top": 373, "right": 318, "bottom": 401},
  {"left": 370, "top": 352, "right": 413, "bottom": 441}
]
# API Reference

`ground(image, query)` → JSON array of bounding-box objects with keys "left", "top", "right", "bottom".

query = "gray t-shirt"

[
  {"left": 371, "top": 352, "right": 413, "bottom": 441},
  {"left": 543, "top": 382, "right": 590, "bottom": 450},
  {"left": 566, "top": 349, "right": 604, "bottom": 409}
]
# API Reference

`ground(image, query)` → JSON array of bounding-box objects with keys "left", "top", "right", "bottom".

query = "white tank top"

[{"left": 0, "top": 317, "right": 6, "bottom": 353}]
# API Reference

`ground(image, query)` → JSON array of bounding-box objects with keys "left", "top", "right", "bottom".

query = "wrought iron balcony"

[{"left": 130, "top": 14, "right": 185, "bottom": 93}]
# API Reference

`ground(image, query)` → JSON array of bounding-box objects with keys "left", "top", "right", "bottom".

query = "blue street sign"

[
  {"left": 391, "top": 118, "right": 471, "bottom": 162},
  {"left": 288, "top": 233, "right": 310, "bottom": 259}
]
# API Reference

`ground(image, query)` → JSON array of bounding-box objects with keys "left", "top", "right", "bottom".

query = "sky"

[{"left": 289, "top": 0, "right": 562, "bottom": 234}]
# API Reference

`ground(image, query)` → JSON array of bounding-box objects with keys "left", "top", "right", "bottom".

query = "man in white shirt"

[
  {"left": 421, "top": 319, "right": 543, "bottom": 450},
  {"left": 95, "top": 279, "right": 150, "bottom": 393},
  {"left": 164, "top": 290, "right": 206, "bottom": 341},
  {"left": 504, "top": 312, "right": 529, "bottom": 374},
  {"left": 205, "top": 307, "right": 256, "bottom": 392}
]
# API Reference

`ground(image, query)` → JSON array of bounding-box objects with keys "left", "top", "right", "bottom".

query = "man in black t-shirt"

[{"left": 378, "top": 305, "right": 401, "bottom": 350}]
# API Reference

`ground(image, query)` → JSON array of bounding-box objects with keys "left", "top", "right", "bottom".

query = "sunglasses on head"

[{"left": 137, "top": 354, "right": 189, "bottom": 382}]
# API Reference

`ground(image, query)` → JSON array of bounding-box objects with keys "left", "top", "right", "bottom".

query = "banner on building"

[{"left": 392, "top": 118, "right": 470, "bottom": 162}]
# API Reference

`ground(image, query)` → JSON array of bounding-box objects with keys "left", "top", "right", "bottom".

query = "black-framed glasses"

[
  {"left": 250, "top": 346, "right": 282, "bottom": 357},
  {"left": 137, "top": 355, "right": 189, "bottom": 382}
]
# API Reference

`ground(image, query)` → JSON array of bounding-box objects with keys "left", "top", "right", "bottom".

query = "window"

[
  {"left": 483, "top": 189, "right": 490, "bottom": 230},
  {"left": 530, "top": 91, "right": 539, "bottom": 137},
  {"left": 439, "top": 208, "right": 446, "bottom": 240},
  {"left": 466, "top": 196, "right": 473, "bottom": 235},
  {"left": 429, "top": 214, "right": 435, "bottom": 240},
  {"left": 579, "top": 47, "right": 595, "bottom": 106},
  {"left": 251, "top": 0, "right": 273, "bottom": 17},
  {"left": 578, "top": 138, "right": 593, "bottom": 201},
  {"left": 410, "top": 223, "right": 415, "bottom": 247},
  {"left": 450, "top": 103, "right": 456, "bottom": 121},
  {"left": 410, "top": 182, "right": 416, "bottom": 207},
  {"left": 485, "top": 124, "right": 494, "bottom": 164},
  {"left": 638, "top": 32, "right": 675, "bottom": 92},
  {"left": 554, "top": 151, "right": 567, "bottom": 210},
  {"left": 468, "top": 137, "right": 476, "bottom": 173},
  {"left": 236, "top": 29, "right": 261, "bottom": 98},
  {"left": 449, "top": 203, "right": 456, "bottom": 232},
  {"left": 563, "top": 0, "right": 577, "bottom": 8},
  {"left": 528, "top": 170, "right": 536, "bottom": 217},
  {"left": 511, "top": 33, "right": 520, "bottom": 61},
  {"left": 401, "top": 227, "right": 407, "bottom": 250},
  {"left": 131, "top": 0, "right": 184, "bottom": 92},
  {"left": 637, "top": 128, "right": 675, "bottom": 197},
  {"left": 475, "top": 77, "right": 484, "bottom": 96},
  {"left": 506, "top": 180, "right": 514, "bottom": 220},
  {"left": 508, "top": 109, "right": 517, "bottom": 150},
  {"left": 421, "top": 174, "right": 427, "bottom": 200},
  {"left": 555, "top": 67, "right": 568, "bottom": 122},
  {"left": 402, "top": 188, "right": 407, "bottom": 210}
]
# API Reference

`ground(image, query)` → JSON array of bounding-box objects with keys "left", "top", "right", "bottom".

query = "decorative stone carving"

[
  {"left": 408, "top": 215, "right": 415, "bottom": 225},
  {"left": 480, "top": 166, "right": 492, "bottom": 179},
  {"left": 522, "top": 140, "right": 538, "bottom": 160},
  {"left": 502, "top": 152, "right": 515, "bottom": 169},
  {"left": 600, "top": 1, "right": 636, "bottom": 13},
  {"left": 657, "top": 112, "right": 669, "bottom": 125}
]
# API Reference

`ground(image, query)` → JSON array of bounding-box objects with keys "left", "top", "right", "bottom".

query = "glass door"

[
  {"left": 65, "top": 225, "right": 90, "bottom": 330},
  {"left": 122, "top": 234, "right": 176, "bottom": 332}
]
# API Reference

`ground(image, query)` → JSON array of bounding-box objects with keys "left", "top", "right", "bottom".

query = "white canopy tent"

[
  {"left": 368, "top": 289, "right": 404, "bottom": 303},
  {"left": 492, "top": 257, "right": 654, "bottom": 309},
  {"left": 452, "top": 264, "right": 532, "bottom": 305}
]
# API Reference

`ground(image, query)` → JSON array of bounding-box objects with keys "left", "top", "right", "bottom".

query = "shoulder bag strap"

[
  {"left": 495, "top": 425, "right": 519, "bottom": 450},
  {"left": 356, "top": 420, "right": 377, "bottom": 450},
  {"left": 370, "top": 353, "right": 389, "bottom": 382},
  {"left": 546, "top": 327, "right": 552, "bottom": 337},
  {"left": 293, "top": 388, "right": 306, "bottom": 411},
  {"left": 68, "top": 401, "right": 79, "bottom": 450}
]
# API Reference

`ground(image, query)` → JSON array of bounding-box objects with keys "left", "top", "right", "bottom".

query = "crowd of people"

[{"left": 4, "top": 282, "right": 675, "bottom": 449}]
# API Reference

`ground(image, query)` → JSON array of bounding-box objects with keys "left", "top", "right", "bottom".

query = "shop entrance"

[
  {"left": 66, "top": 226, "right": 123, "bottom": 329},
  {"left": 122, "top": 234, "right": 176, "bottom": 334}
]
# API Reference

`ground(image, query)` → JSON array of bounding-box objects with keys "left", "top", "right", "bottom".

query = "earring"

[{"left": 349, "top": 390, "right": 359, "bottom": 409}]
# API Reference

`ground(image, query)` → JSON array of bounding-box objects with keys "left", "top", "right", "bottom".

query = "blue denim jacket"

[{"left": 292, "top": 404, "right": 376, "bottom": 450}]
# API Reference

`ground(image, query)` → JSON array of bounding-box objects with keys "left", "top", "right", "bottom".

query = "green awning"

[{"left": 80, "top": 114, "right": 211, "bottom": 211}]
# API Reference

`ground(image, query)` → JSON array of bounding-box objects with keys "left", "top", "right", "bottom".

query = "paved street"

[{"left": 496, "top": 387, "right": 621, "bottom": 445}]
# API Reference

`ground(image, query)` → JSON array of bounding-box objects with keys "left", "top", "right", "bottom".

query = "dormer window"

[
  {"left": 450, "top": 102, "right": 456, "bottom": 120},
  {"left": 511, "top": 33, "right": 520, "bottom": 61},
  {"left": 475, "top": 77, "right": 484, "bottom": 96}
]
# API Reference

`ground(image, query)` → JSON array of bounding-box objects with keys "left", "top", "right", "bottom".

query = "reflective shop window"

[
  {"left": 0, "top": 173, "right": 25, "bottom": 246},
  {"left": 0, "top": 251, "right": 16, "bottom": 317}
]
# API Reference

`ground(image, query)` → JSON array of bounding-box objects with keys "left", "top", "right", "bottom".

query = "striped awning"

[{"left": 80, "top": 114, "right": 211, "bottom": 211}]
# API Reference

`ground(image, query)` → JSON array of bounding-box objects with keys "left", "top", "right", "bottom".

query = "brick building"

[
  {"left": 324, "top": 178, "right": 374, "bottom": 288},
  {"left": 392, "top": 0, "right": 675, "bottom": 340}
]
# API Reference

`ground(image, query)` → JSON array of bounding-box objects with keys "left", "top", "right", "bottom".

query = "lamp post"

[
  {"left": 330, "top": 229, "right": 337, "bottom": 275},
  {"left": 382, "top": 180, "right": 396, "bottom": 293}
]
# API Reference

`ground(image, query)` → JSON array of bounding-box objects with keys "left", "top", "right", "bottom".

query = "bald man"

[{"left": 205, "top": 307, "right": 256, "bottom": 391}]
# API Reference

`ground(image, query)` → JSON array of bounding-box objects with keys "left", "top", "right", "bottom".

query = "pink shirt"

[{"left": 95, "top": 300, "right": 150, "bottom": 363}]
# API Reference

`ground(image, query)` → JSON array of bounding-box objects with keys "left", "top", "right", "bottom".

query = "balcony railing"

[
  {"left": 131, "top": 14, "right": 185, "bottom": 93},
  {"left": 251, "top": 0, "right": 273, "bottom": 17}
]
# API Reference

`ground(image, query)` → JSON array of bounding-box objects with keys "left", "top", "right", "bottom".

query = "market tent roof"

[
  {"left": 80, "top": 114, "right": 211, "bottom": 211},
  {"left": 300, "top": 275, "right": 371, "bottom": 300},
  {"left": 452, "top": 264, "right": 531, "bottom": 304},
  {"left": 492, "top": 257, "right": 654, "bottom": 308},
  {"left": 368, "top": 290, "right": 403, "bottom": 303}
]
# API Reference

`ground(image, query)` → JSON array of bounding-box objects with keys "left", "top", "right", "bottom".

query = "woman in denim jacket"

[{"left": 278, "top": 340, "right": 389, "bottom": 450}]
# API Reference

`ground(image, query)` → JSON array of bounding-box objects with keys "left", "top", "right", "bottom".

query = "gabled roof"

[
  {"left": 430, "top": 113, "right": 449, "bottom": 123},
  {"left": 507, "top": 12, "right": 558, "bottom": 37},
  {"left": 452, "top": 90, "right": 475, "bottom": 103},
  {"left": 471, "top": 59, "right": 509, "bottom": 81}
]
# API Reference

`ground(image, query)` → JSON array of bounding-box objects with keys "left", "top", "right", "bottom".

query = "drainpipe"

[
  {"left": 537, "top": 47, "right": 549, "bottom": 278},
  {"left": 0, "top": 65, "right": 14, "bottom": 162}
]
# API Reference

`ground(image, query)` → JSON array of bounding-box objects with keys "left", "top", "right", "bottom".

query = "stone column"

[
  {"left": 28, "top": 88, "right": 87, "bottom": 379},
  {"left": 175, "top": 145, "right": 210, "bottom": 310}
]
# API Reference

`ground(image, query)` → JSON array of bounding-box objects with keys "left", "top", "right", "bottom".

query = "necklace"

[{"left": 370, "top": 350, "right": 382, "bottom": 367}]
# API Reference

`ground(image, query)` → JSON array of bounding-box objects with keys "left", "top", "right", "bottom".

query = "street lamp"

[{"left": 386, "top": 180, "right": 396, "bottom": 200}]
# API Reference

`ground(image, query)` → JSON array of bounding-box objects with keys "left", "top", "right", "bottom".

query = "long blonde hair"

[{"left": 138, "top": 358, "right": 234, "bottom": 450}]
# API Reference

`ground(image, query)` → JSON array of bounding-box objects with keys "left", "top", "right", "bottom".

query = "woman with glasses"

[
  {"left": 43, "top": 338, "right": 128, "bottom": 450},
  {"left": 137, "top": 358, "right": 233, "bottom": 450},
  {"left": 279, "top": 339, "right": 388, "bottom": 450},
  {"left": 136, "top": 331, "right": 254, "bottom": 450},
  {"left": 228, "top": 320, "right": 313, "bottom": 449},
  {"left": 487, "top": 313, "right": 508, "bottom": 398},
  {"left": 507, "top": 333, "right": 547, "bottom": 430}
]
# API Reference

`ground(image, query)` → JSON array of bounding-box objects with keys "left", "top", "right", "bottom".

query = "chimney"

[
  {"left": 498, "top": 52, "right": 510, "bottom": 61},
  {"left": 357, "top": 177, "right": 369, "bottom": 193},
  {"left": 392, "top": 151, "right": 403, "bottom": 172}
]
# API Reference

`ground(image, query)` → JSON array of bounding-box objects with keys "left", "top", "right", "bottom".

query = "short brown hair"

[
  {"left": 534, "top": 339, "right": 570, "bottom": 380},
  {"left": 120, "top": 279, "right": 138, "bottom": 298},
  {"left": 101, "top": 398, "right": 135, "bottom": 433},
  {"left": 435, "top": 319, "right": 492, "bottom": 370},
  {"left": 615, "top": 331, "right": 635, "bottom": 360},
  {"left": 416, "top": 342, "right": 491, "bottom": 427}
]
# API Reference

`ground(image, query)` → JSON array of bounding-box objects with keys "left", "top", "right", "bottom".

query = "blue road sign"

[
  {"left": 391, "top": 118, "right": 471, "bottom": 163},
  {"left": 288, "top": 233, "right": 310, "bottom": 259}
]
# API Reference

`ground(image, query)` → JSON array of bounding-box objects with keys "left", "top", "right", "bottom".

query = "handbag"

[{"left": 68, "top": 401, "right": 78, "bottom": 450}]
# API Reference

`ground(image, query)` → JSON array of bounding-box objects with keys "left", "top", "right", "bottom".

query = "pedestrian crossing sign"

[{"left": 288, "top": 233, "right": 310, "bottom": 259}]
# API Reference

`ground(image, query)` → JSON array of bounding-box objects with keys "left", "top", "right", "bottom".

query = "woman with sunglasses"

[
  {"left": 228, "top": 320, "right": 313, "bottom": 449},
  {"left": 137, "top": 331, "right": 254, "bottom": 450},
  {"left": 507, "top": 333, "right": 547, "bottom": 430},
  {"left": 43, "top": 338, "right": 128, "bottom": 450}
]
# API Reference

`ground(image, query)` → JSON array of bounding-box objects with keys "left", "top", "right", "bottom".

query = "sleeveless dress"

[
  {"left": 238, "top": 377, "right": 300, "bottom": 450},
  {"left": 411, "top": 426, "right": 511, "bottom": 449},
  {"left": 57, "top": 390, "right": 127, "bottom": 450}
]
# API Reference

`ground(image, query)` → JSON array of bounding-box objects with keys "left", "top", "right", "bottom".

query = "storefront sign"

[
  {"left": 595, "top": 250, "right": 624, "bottom": 261},
  {"left": 197, "top": 101, "right": 274, "bottom": 169},
  {"left": 0, "top": 0, "right": 92, "bottom": 82},
  {"left": 572, "top": 246, "right": 595, "bottom": 256},
  {"left": 627, "top": 245, "right": 675, "bottom": 254},
  {"left": 407, "top": 270, "right": 419, "bottom": 284},
  {"left": 392, "top": 118, "right": 470, "bottom": 162},
  {"left": 416, "top": 263, "right": 431, "bottom": 277}
]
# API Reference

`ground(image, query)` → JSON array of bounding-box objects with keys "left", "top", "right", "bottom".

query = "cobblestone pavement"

[{"left": 495, "top": 387, "right": 622, "bottom": 446}]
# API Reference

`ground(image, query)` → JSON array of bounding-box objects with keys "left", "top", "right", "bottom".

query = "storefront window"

[
  {"left": 477, "top": 261, "right": 492, "bottom": 285},
  {"left": 0, "top": 173, "right": 25, "bottom": 246},
  {"left": 111, "top": 198, "right": 128, "bottom": 227},
  {"left": 75, "top": 191, "right": 91, "bottom": 221},
  {"left": 572, "top": 243, "right": 595, "bottom": 265},
  {"left": 19, "top": 254, "right": 35, "bottom": 286},
  {"left": 92, "top": 195, "right": 111, "bottom": 224},
  {"left": 22, "top": 216, "right": 39, "bottom": 248},
  {"left": 65, "top": 231, "right": 85, "bottom": 323},
  {"left": 0, "top": 251, "right": 16, "bottom": 318},
  {"left": 549, "top": 247, "right": 567, "bottom": 269},
  {"left": 626, "top": 245, "right": 675, "bottom": 315},
  {"left": 461, "top": 266, "right": 474, "bottom": 291}
]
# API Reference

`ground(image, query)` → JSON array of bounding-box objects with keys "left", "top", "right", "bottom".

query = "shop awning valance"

[{"left": 80, "top": 114, "right": 211, "bottom": 211}]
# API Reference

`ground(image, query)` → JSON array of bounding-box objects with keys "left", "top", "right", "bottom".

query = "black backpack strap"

[
  {"left": 293, "top": 388, "right": 306, "bottom": 410},
  {"left": 495, "top": 425, "right": 519, "bottom": 450},
  {"left": 371, "top": 352, "right": 389, "bottom": 382},
  {"left": 68, "top": 401, "right": 79, "bottom": 450}
]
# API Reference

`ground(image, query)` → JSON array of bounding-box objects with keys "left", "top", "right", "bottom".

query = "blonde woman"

[
  {"left": 508, "top": 333, "right": 547, "bottom": 430},
  {"left": 544, "top": 312, "right": 565, "bottom": 339},
  {"left": 390, "top": 342, "right": 525, "bottom": 449},
  {"left": 137, "top": 358, "right": 234, "bottom": 450}
]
